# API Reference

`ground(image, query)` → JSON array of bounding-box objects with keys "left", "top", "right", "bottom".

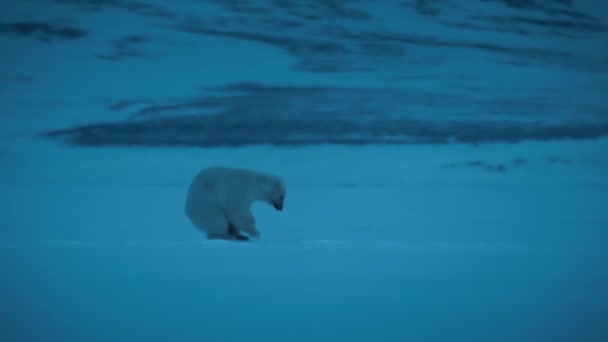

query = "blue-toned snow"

[{"left": 1, "top": 0, "right": 608, "bottom": 341}]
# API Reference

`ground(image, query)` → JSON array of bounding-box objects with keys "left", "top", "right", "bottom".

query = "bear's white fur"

[{"left": 185, "top": 166, "right": 286, "bottom": 240}]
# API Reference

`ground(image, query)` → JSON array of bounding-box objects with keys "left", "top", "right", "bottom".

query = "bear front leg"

[
  {"left": 228, "top": 223, "right": 249, "bottom": 241},
  {"left": 229, "top": 209, "right": 260, "bottom": 239}
]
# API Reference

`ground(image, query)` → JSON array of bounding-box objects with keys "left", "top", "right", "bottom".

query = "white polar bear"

[{"left": 185, "top": 166, "right": 286, "bottom": 240}]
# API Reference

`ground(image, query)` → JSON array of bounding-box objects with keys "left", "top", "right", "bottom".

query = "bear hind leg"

[{"left": 188, "top": 207, "right": 237, "bottom": 241}]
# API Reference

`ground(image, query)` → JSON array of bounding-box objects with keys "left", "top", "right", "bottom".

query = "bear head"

[{"left": 261, "top": 176, "right": 286, "bottom": 211}]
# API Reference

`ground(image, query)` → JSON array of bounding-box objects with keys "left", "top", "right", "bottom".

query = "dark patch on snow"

[
  {"left": 2, "top": 75, "right": 34, "bottom": 84},
  {"left": 446, "top": 157, "right": 528, "bottom": 173},
  {"left": 546, "top": 156, "right": 572, "bottom": 164},
  {"left": 97, "top": 34, "right": 165, "bottom": 61},
  {"left": 512, "top": 157, "right": 528, "bottom": 166},
  {"left": 0, "top": 21, "right": 87, "bottom": 41}
]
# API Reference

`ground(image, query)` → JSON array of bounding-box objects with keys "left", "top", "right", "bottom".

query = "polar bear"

[{"left": 184, "top": 166, "right": 286, "bottom": 241}]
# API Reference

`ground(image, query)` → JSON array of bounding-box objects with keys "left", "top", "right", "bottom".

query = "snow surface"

[
  {"left": 1, "top": 0, "right": 608, "bottom": 341},
  {"left": 2, "top": 139, "right": 607, "bottom": 341}
]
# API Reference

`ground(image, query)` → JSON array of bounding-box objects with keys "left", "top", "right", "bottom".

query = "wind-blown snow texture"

[{"left": 1, "top": 1, "right": 608, "bottom": 341}]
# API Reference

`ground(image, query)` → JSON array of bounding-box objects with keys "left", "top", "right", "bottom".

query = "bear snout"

[{"left": 273, "top": 202, "right": 283, "bottom": 211}]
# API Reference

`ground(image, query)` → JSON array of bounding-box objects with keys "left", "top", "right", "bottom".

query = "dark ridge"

[
  {"left": 0, "top": 22, "right": 87, "bottom": 41},
  {"left": 167, "top": 23, "right": 366, "bottom": 73},
  {"left": 171, "top": 21, "right": 575, "bottom": 72},
  {"left": 414, "top": 0, "right": 603, "bottom": 38},
  {"left": 41, "top": 81, "right": 608, "bottom": 148},
  {"left": 109, "top": 99, "right": 152, "bottom": 111},
  {"left": 97, "top": 51, "right": 165, "bottom": 61},
  {"left": 207, "top": 0, "right": 372, "bottom": 21},
  {"left": 114, "top": 34, "right": 150, "bottom": 46},
  {"left": 104, "top": 83, "right": 606, "bottom": 125},
  {"left": 368, "top": 31, "right": 571, "bottom": 60},
  {"left": 496, "top": 0, "right": 571, "bottom": 11},
  {"left": 122, "top": 1, "right": 175, "bottom": 18},
  {"left": 47, "top": 0, "right": 603, "bottom": 73},
  {"left": 455, "top": 14, "right": 606, "bottom": 38},
  {"left": 170, "top": 23, "right": 290, "bottom": 50},
  {"left": 415, "top": 0, "right": 442, "bottom": 16},
  {"left": 488, "top": 15, "right": 603, "bottom": 32},
  {"left": 42, "top": 116, "right": 608, "bottom": 148},
  {"left": 51, "top": 0, "right": 174, "bottom": 18}
]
